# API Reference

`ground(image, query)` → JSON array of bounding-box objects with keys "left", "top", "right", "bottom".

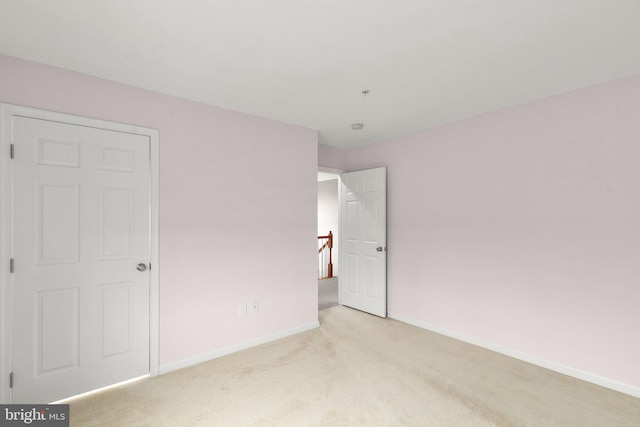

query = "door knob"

[
  {"left": 137, "top": 263, "right": 147, "bottom": 272},
  {"left": 376, "top": 247, "right": 385, "bottom": 252}
]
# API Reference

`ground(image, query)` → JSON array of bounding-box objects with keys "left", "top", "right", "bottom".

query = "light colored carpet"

[
  {"left": 67, "top": 306, "right": 640, "bottom": 426},
  {"left": 318, "top": 277, "right": 338, "bottom": 311}
]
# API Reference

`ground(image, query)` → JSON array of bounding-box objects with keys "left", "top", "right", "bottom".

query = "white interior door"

[
  {"left": 339, "top": 167, "right": 387, "bottom": 317},
  {"left": 11, "top": 116, "right": 151, "bottom": 403}
]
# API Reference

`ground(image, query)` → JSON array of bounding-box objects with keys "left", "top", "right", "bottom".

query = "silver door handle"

[
  {"left": 376, "top": 247, "right": 386, "bottom": 252},
  {"left": 137, "top": 263, "right": 147, "bottom": 272}
]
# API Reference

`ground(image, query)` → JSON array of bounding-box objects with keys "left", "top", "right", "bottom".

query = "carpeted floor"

[{"left": 66, "top": 306, "right": 640, "bottom": 426}]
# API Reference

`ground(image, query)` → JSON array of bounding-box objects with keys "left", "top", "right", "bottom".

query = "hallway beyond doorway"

[{"left": 318, "top": 278, "right": 338, "bottom": 311}]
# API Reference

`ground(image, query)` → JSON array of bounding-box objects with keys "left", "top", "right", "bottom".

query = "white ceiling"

[{"left": 1, "top": 1, "right": 640, "bottom": 149}]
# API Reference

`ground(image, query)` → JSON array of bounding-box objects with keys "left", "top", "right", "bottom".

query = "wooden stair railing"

[{"left": 318, "top": 231, "right": 334, "bottom": 279}]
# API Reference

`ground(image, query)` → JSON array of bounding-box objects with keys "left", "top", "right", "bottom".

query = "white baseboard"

[
  {"left": 159, "top": 321, "right": 320, "bottom": 375},
  {"left": 388, "top": 312, "right": 640, "bottom": 398}
]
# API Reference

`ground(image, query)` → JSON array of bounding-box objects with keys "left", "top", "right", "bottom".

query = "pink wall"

[
  {"left": 0, "top": 54, "right": 318, "bottom": 367},
  {"left": 4, "top": 52, "right": 639, "bottom": 392},
  {"left": 347, "top": 73, "right": 640, "bottom": 390},
  {"left": 318, "top": 143, "right": 347, "bottom": 171}
]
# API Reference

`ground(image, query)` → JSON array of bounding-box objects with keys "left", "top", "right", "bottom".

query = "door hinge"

[
  {"left": 9, "top": 372, "right": 13, "bottom": 388},
  {"left": 10, "top": 144, "right": 14, "bottom": 159},
  {"left": 9, "top": 258, "right": 14, "bottom": 273}
]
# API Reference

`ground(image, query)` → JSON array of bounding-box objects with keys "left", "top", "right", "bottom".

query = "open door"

[{"left": 339, "top": 167, "right": 387, "bottom": 317}]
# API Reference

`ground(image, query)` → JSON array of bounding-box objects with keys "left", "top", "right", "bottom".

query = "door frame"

[{"left": 0, "top": 104, "right": 160, "bottom": 404}]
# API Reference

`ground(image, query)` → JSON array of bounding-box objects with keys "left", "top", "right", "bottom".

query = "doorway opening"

[
  {"left": 316, "top": 166, "right": 387, "bottom": 317},
  {"left": 317, "top": 171, "right": 339, "bottom": 311}
]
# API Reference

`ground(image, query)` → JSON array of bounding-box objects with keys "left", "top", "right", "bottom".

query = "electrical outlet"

[
  {"left": 238, "top": 303, "right": 247, "bottom": 316},
  {"left": 251, "top": 300, "right": 259, "bottom": 314}
]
